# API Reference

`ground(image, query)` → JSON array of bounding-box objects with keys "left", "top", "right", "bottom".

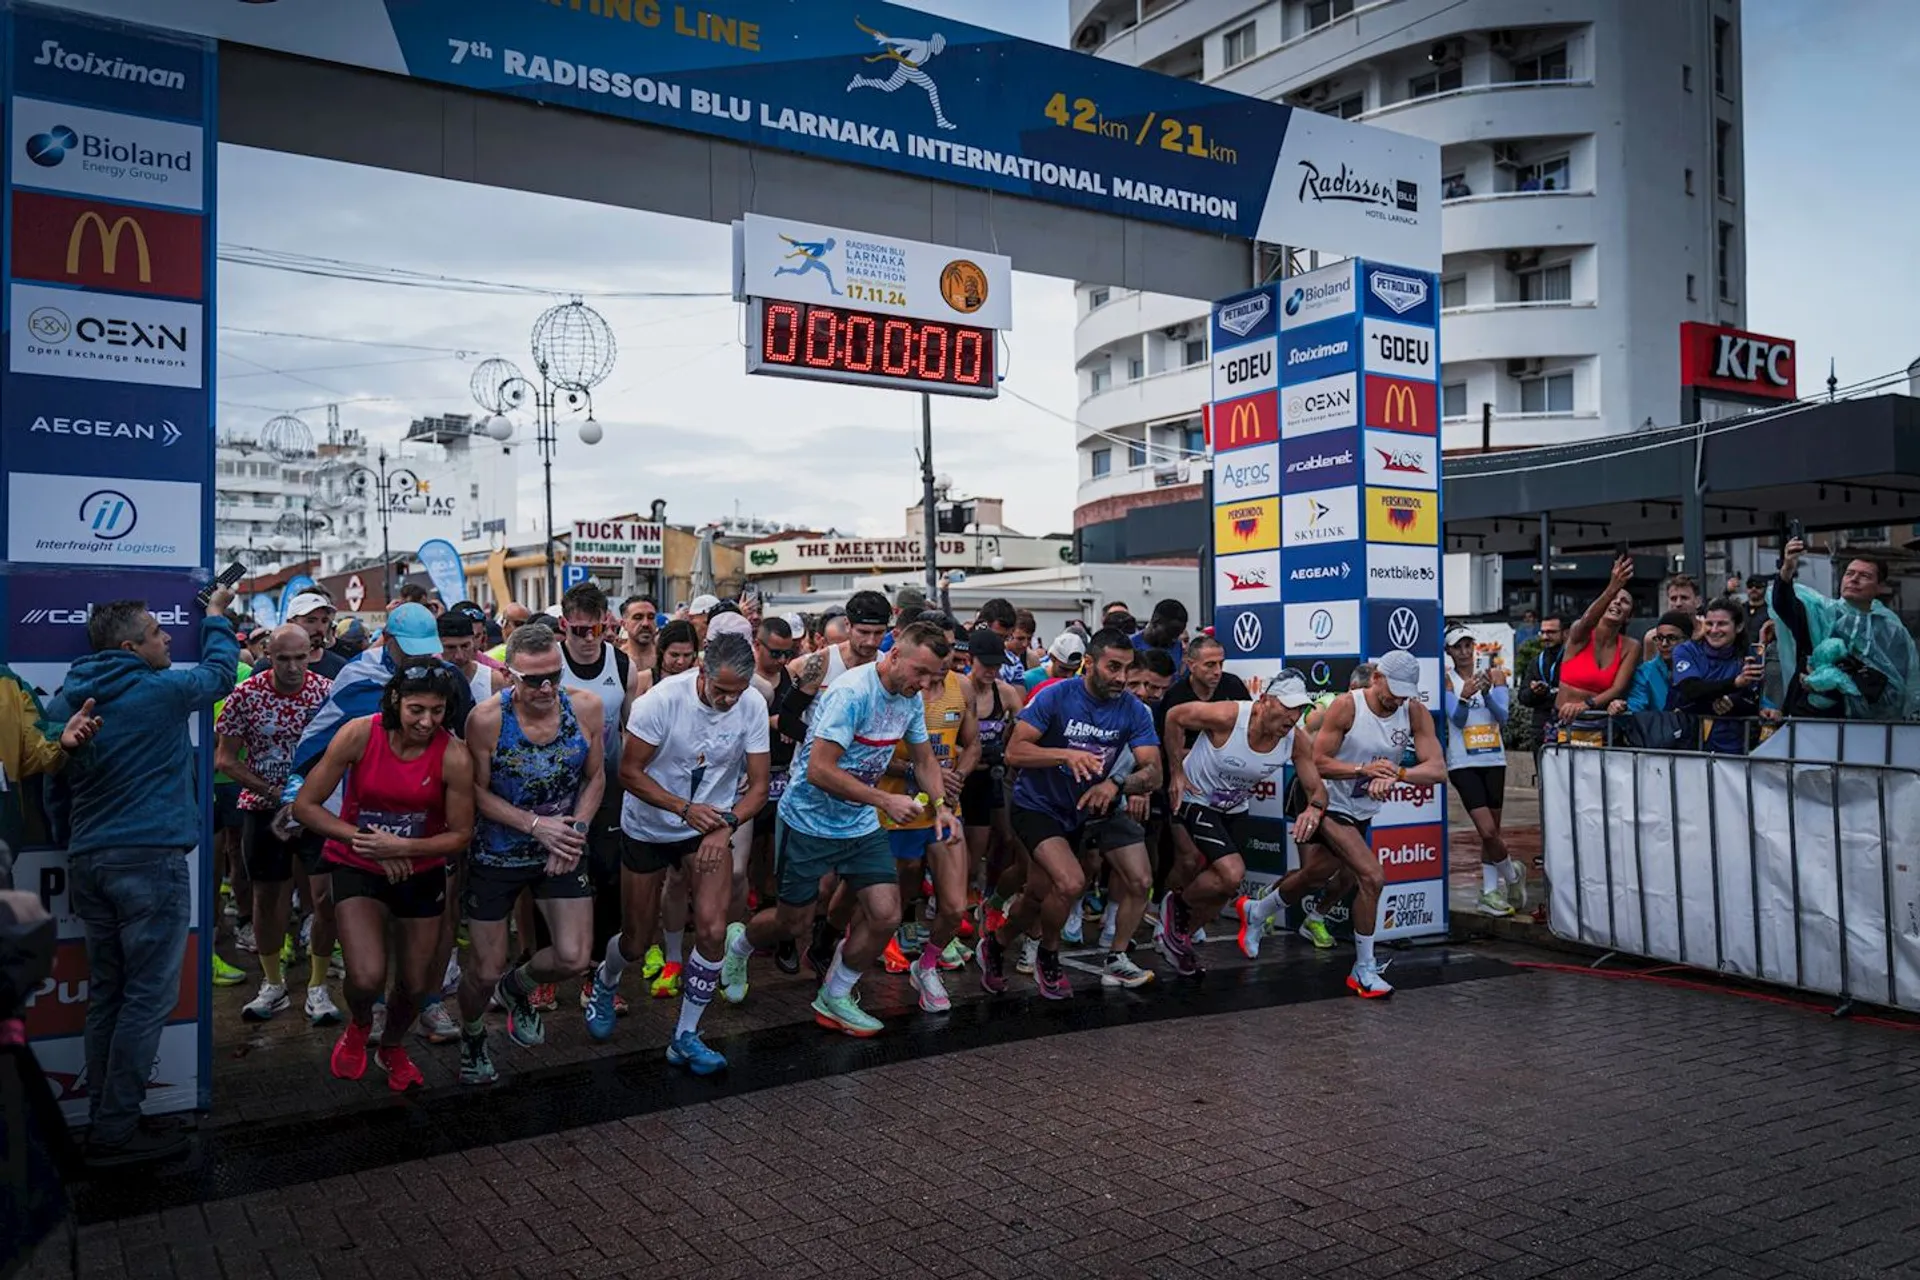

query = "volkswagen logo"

[
  {"left": 1387, "top": 607, "right": 1420, "bottom": 650},
  {"left": 1232, "top": 611, "right": 1262, "bottom": 652},
  {"left": 1309, "top": 609, "right": 1334, "bottom": 640}
]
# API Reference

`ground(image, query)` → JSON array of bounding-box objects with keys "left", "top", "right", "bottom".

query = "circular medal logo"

[{"left": 940, "top": 260, "right": 989, "bottom": 314}]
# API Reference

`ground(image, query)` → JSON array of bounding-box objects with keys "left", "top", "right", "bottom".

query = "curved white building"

[{"left": 1069, "top": 0, "right": 1747, "bottom": 557}]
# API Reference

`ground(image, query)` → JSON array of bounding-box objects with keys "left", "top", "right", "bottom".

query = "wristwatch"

[{"left": 720, "top": 810, "right": 741, "bottom": 831}]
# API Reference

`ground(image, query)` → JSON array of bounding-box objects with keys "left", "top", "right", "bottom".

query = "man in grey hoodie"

[{"left": 45, "top": 589, "right": 236, "bottom": 1168}]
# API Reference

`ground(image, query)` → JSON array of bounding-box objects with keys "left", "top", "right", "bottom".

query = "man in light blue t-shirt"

[{"left": 724, "top": 620, "right": 960, "bottom": 1037}]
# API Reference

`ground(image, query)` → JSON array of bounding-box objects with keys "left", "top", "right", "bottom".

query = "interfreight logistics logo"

[{"left": 8, "top": 472, "right": 202, "bottom": 568}]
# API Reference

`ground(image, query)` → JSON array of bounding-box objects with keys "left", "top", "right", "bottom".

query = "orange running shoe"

[
  {"left": 650, "top": 962, "right": 682, "bottom": 998},
  {"left": 529, "top": 982, "right": 559, "bottom": 1012},
  {"left": 880, "top": 935, "right": 913, "bottom": 974}
]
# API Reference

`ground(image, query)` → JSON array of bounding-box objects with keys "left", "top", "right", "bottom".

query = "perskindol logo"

[
  {"left": 32, "top": 41, "right": 188, "bottom": 91},
  {"left": 1218, "top": 293, "right": 1270, "bottom": 337},
  {"left": 1369, "top": 271, "right": 1428, "bottom": 315},
  {"left": 1227, "top": 505, "right": 1264, "bottom": 542},
  {"left": 1383, "top": 493, "right": 1421, "bottom": 532},
  {"left": 1296, "top": 161, "right": 1420, "bottom": 216},
  {"left": 1287, "top": 338, "right": 1349, "bottom": 366}
]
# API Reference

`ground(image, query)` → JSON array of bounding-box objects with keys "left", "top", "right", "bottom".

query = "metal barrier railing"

[{"left": 1539, "top": 736, "right": 1920, "bottom": 1014}]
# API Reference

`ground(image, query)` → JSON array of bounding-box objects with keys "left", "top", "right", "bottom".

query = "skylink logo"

[{"left": 32, "top": 41, "right": 188, "bottom": 91}]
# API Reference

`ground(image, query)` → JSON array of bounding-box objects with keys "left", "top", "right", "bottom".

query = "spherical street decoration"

[
  {"left": 261, "top": 413, "right": 314, "bottom": 461},
  {"left": 470, "top": 357, "right": 528, "bottom": 415},
  {"left": 578, "top": 417, "right": 603, "bottom": 446},
  {"left": 531, "top": 297, "right": 616, "bottom": 392}
]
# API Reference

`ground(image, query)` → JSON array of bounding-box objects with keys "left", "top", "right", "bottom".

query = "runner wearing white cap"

[
  {"left": 685, "top": 594, "right": 722, "bottom": 647},
  {"left": 1021, "top": 631, "right": 1086, "bottom": 696},
  {"left": 1293, "top": 651, "right": 1447, "bottom": 998},
  {"left": 1161, "top": 670, "right": 1325, "bottom": 972},
  {"left": 287, "top": 592, "right": 348, "bottom": 680}
]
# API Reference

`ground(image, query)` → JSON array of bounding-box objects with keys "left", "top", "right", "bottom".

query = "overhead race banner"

[
  {"left": 735, "top": 211, "right": 1012, "bottom": 329},
  {"left": 34, "top": 0, "right": 1442, "bottom": 268},
  {"left": 1, "top": 0, "right": 219, "bottom": 1122}
]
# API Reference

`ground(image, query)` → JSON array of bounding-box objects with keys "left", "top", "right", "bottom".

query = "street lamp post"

[
  {"left": 471, "top": 299, "right": 617, "bottom": 606},
  {"left": 341, "top": 448, "right": 422, "bottom": 606}
]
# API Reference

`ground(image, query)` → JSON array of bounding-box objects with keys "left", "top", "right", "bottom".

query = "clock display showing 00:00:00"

[{"left": 757, "top": 300, "right": 996, "bottom": 395}]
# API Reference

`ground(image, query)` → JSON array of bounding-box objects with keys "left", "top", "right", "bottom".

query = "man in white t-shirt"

[{"left": 585, "top": 633, "right": 769, "bottom": 1075}]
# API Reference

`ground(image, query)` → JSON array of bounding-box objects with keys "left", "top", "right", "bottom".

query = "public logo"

[
  {"left": 1212, "top": 339, "right": 1277, "bottom": 400},
  {"left": 1278, "top": 262, "right": 1356, "bottom": 331},
  {"left": 1366, "top": 487, "right": 1438, "bottom": 545},
  {"left": 1283, "top": 486, "right": 1356, "bottom": 547},
  {"left": 1364, "top": 376, "right": 1437, "bottom": 435},
  {"left": 1387, "top": 607, "right": 1419, "bottom": 650},
  {"left": 846, "top": 19, "right": 956, "bottom": 130},
  {"left": 1281, "top": 372, "right": 1358, "bottom": 438},
  {"left": 9, "top": 193, "right": 205, "bottom": 299},
  {"left": 8, "top": 283, "right": 203, "bottom": 388},
  {"left": 1369, "top": 271, "right": 1429, "bottom": 315},
  {"left": 10, "top": 98, "right": 203, "bottom": 211},
  {"left": 939, "top": 259, "right": 988, "bottom": 313},
  {"left": 1284, "top": 599, "right": 1358, "bottom": 656},
  {"left": 1363, "top": 318, "right": 1435, "bottom": 379},
  {"left": 1374, "top": 824, "right": 1444, "bottom": 885},
  {"left": 1363, "top": 429, "right": 1437, "bottom": 489},
  {"left": 1212, "top": 390, "right": 1278, "bottom": 451},
  {"left": 1217, "top": 292, "right": 1270, "bottom": 338},
  {"left": 1213, "top": 497, "right": 1279, "bottom": 552}
]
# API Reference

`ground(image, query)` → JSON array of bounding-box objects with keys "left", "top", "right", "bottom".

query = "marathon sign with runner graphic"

[
  {"left": 1208, "top": 260, "right": 1446, "bottom": 939},
  {"left": 0, "top": 2, "right": 219, "bottom": 1123},
  {"left": 30, "top": 0, "right": 1441, "bottom": 268}
]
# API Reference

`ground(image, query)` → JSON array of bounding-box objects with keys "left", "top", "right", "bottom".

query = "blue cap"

[{"left": 384, "top": 602, "right": 443, "bottom": 656}]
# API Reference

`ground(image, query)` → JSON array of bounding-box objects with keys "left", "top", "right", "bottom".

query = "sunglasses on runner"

[
  {"left": 761, "top": 643, "right": 795, "bottom": 659},
  {"left": 509, "top": 668, "right": 563, "bottom": 690},
  {"left": 563, "top": 623, "right": 602, "bottom": 639}
]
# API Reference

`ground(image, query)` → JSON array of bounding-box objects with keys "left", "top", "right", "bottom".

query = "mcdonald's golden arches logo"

[
  {"left": 8, "top": 190, "right": 204, "bottom": 299},
  {"left": 1363, "top": 376, "right": 1437, "bottom": 436},
  {"left": 1212, "top": 389, "right": 1277, "bottom": 451},
  {"left": 68, "top": 210, "right": 151, "bottom": 283}
]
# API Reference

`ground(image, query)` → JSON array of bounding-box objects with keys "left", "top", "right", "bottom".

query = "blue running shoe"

[
  {"left": 666, "top": 1030, "right": 727, "bottom": 1075},
  {"left": 582, "top": 967, "right": 619, "bottom": 1042}
]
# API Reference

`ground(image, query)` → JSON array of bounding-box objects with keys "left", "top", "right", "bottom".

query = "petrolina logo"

[
  {"left": 1369, "top": 271, "right": 1428, "bottom": 315},
  {"left": 1218, "top": 292, "right": 1270, "bottom": 338}
]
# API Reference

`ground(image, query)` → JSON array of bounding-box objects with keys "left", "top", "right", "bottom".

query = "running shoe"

[
  {"left": 330, "top": 1022, "right": 370, "bottom": 1080},
  {"left": 881, "top": 936, "right": 912, "bottom": 974},
  {"left": 666, "top": 1030, "right": 727, "bottom": 1075},
  {"left": 1158, "top": 919, "right": 1197, "bottom": 968},
  {"left": 650, "top": 963, "right": 682, "bottom": 999},
  {"left": 1101, "top": 954, "right": 1155, "bottom": 989},
  {"left": 1033, "top": 951, "right": 1073, "bottom": 1000},
  {"left": 211, "top": 953, "right": 247, "bottom": 987},
  {"left": 328, "top": 945, "right": 345, "bottom": 980},
  {"left": 582, "top": 968, "right": 620, "bottom": 1042},
  {"left": 1016, "top": 937, "right": 1039, "bottom": 975},
  {"left": 1164, "top": 891, "right": 1192, "bottom": 941},
  {"left": 811, "top": 989, "right": 883, "bottom": 1037},
  {"left": 774, "top": 940, "right": 801, "bottom": 975},
  {"left": 1299, "top": 917, "right": 1336, "bottom": 949},
  {"left": 375, "top": 1045, "right": 425, "bottom": 1093},
  {"left": 305, "top": 986, "right": 343, "bottom": 1027},
  {"left": 1233, "top": 896, "right": 1263, "bottom": 960},
  {"left": 976, "top": 932, "right": 1008, "bottom": 994},
  {"left": 956, "top": 914, "right": 976, "bottom": 941},
  {"left": 235, "top": 922, "right": 257, "bottom": 955},
  {"left": 981, "top": 902, "right": 1008, "bottom": 937},
  {"left": 529, "top": 983, "right": 559, "bottom": 1012},
  {"left": 1061, "top": 913, "right": 1084, "bottom": 945},
  {"left": 418, "top": 1001, "right": 461, "bottom": 1044},
  {"left": 938, "top": 938, "right": 972, "bottom": 970},
  {"left": 1082, "top": 890, "right": 1107, "bottom": 918},
  {"left": 1477, "top": 889, "right": 1516, "bottom": 917},
  {"left": 1504, "top": 859, "right": 1529, "bottom": 911},
  {"left": 720, "top": 923, "right": 751, "bottom": 1005},
  {"left": 369, "top": 1000, "right": 387, "bottom": 1042},
  {"left": 1347, "top": 960, "right": 1394, "bottom": 999},
  {"left": 909, "top": 960, "right": 952, "bottom": 1013},
  {"left": 496, "top": 979, "right": 546, "bottom": 1048},
  {"left": 298, "top": 913, "right": 314, "bottom": 957},
  {"left": 575, "top": 982, "right": 629, "bottom": 1016},
  {"left": 241, "top": 982, "right": 289, "bottom": 1022},
  {"left": 459, "top": 1032, "right": 497, "bottom": 1086},
  {"left": 441, "top": 954, "right": 462, "bottom": 998},
  {"left": 641, "top": 944, "right": 664, "bottom": 981}
]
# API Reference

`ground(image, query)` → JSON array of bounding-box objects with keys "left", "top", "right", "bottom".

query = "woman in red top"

[
  {"left": 294, "top": 665, "right": 474, "bottom": 1090},
  {"left": 1556, "top": 555, "right": 1642, "bottom": 720}
]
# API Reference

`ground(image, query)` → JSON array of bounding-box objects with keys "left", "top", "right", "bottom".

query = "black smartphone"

[
  {"left": 195, "top": 560, "right": 246, "bottom": 608},
  {"left": 1615, "top": 541, "right": 1632, "bottom": 562},
  {"left": 1786, "top": 518, "right": 1804, "bottom": 545}
]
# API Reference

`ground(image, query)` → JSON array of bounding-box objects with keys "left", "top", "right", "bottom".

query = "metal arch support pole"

[
  {"left": 542, "top": 386, "right": 558, "bottom": 607},
  {"left": 921, "top": 392, "right": 938, "bottom": 600}
]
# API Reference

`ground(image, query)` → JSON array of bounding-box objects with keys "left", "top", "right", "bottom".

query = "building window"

[
  {"left": 1320, "top": 92, "right": 1364, "bottom": 119},
  {"left": 1713, "top": 17, "right": 1731, "bottom": 94},
  {"left": 1514, "top": 154, "right": 1570, "bottom": 192},
  {"left": 1183, "top": 337, "right": 1207, "bottom": 366},
  {"left": 1182, "top": 423, "right": 1205, "bottom": 455},
  {"left": 1687, "top": 273, "right": 1697, "bottom": 302},
  {"left": 1090, "top": 448, "right": 1111, "bottom": 478},
  {"left": 1442, "top": 172, "right": 1471, "bottom": 199},
  {"left": 1685, "top": 167, "right": 1694, "bottom": 195},
  {"left": 1128, "top": 356, "right": 1145, "bottom": 381},
  {"left": 1682, "top": 63, "right": 1693, "bottom": 92},
  {"left": 1717, "top": 221, "right": 1735, "bottom": 299},
  {"left": 1087, "top": 287, "right": 1109, "bottom": 310},
  {"left": 1222, "top": 21, "right": 1256, "bottom": 68},
  {"left": 1090, "top": 365, "right": 1111, "bottom": 394},
  {"left": 1516, "top": 262, "right": 1573, "bottom": 303},
  {"left": 1127, "top": 439, "right": 1149, "bottom": 469},
  {"left": 1519, "top": 372, "right": 1575, "bottom": 414},
  {"left": 1443, "top": 382, "right": 1468, "bottom": 419},
  {"left": 1408, "top": 65, "right": 1463, "bottom": 99},
  {"left": 1440, "top": 275, "right": 1467, "bottom": 309},
  {"left": 1509, "top": 45, "right": 1569, "bottom": 83},
  {"left": 1715, "top": 120, "right": 1732, "bottom": 197},
  {"left": 1307, "top": 0, "right": 1354, "bottom": 30}
]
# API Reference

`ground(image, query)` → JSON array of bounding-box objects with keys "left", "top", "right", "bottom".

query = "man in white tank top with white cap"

[
  {"left": 1161, "top": 669, "right": 1325, "bottom": 975},
  {"left": 1282, "top": 650, "right": 1446, "bottom": 999}
]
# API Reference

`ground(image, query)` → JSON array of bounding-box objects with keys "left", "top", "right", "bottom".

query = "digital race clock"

[{"left": 744, "top": 298, "right": 998, "bottom": 400}]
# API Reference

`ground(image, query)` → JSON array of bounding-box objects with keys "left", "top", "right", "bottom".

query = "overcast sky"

[
  {"left": 214, "top": 1, "right": 1906, "bottom": 546},
  {"left": 215, "top": 0, "right": 1079, "bottom": 544}
]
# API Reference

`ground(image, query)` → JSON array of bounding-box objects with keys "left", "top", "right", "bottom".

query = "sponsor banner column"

[
  {"left": 1, "top": 1, "right": 218, "bottom": 1120},
  {"left": 1357, "top": 260, "right": 1446, "bottom": 941},
  {"left": 1208, "top": 282, "right": 1281, "bottom": 628}
]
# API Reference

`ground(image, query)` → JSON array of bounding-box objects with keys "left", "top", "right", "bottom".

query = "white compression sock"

[
  {"left": 1354, "top": 931, "right": 1376, "bottom": 968},
  {"left": 825, "top": 944, "right": 860, "bottom": 999},
  {"left": 1483, "top": 863, "right": 1502, "bottom": 894},
  {"left": 598, "top": 935, "right": 629, "bottom": 985},
  {"left": 1248, "top": 891, "right": 1284, "bottom": 924}
]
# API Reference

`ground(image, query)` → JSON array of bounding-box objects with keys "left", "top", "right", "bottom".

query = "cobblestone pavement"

[{"left": 36, "top": 947, "right": 1920, "bottom": 1280}]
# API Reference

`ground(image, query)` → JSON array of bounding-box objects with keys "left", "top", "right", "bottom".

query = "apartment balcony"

[
  {"left": 1077, "top": 364, "right": 1209, "bottom": 441},
  {"left": 1075, "top": 290, "right": 1208, "bottom": 365},
  {"left": 1438, "top": 299, "right": 1599, "bottom": 364},
  {"left": 1441, "top": 188, "right": 1596, "bottom": 257},
  {"left": 1355, "top": 79, "right": 1598, "bottom": 147}
]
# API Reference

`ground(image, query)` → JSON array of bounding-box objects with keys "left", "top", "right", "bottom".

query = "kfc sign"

[{"left": 1680, "top": 322, "right": 1796, "bottom": 401}]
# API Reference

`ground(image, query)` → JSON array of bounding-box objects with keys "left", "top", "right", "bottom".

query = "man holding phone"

[{"left": 1670, "top": 598, "right": 1764, "bottom": 753}]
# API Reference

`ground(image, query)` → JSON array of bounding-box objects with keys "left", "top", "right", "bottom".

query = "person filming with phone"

[
  {"left": 1771, "top": 537, "right": 1920, "bottom": 721},
  {"left": 1670, "top": 598, "right": 1765, "bottom": 753}
]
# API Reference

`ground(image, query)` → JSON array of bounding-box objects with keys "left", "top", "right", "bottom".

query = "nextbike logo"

[
  {"left": 1279, "top": 261, "right": 1356, "bottom": 331},
  {"left": 1364, "top": 544, "right": 1441, "bottom": 601},
  {"left": 1282, "top": 432, "right": 1357, "bottom": 491},
  {"left": 1282, "top": 372, "right": 1357, "bottom": 439},
  {"left": 11, "top": 98, "right": 203, "bottom": 212},
  {"left": 1214, "top": 444, "right": 1277, "bottom": 501}
]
